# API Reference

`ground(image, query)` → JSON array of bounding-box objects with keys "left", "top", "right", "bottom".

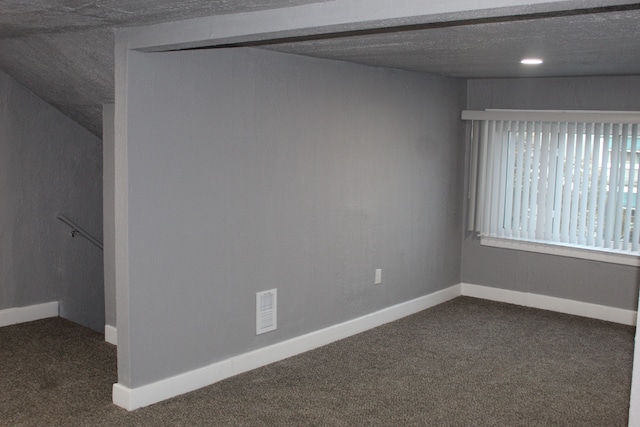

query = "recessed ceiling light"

[{"left": 521, "top": 58, "right": 543, "bottom": 65}]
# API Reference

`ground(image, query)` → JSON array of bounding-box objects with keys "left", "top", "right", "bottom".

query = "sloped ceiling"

[
  {"left": 0, "top": 0, "right": 331, "bottom": 135},
  {"left": 1, "top": 1, "right": 639, "bottom": 136}
]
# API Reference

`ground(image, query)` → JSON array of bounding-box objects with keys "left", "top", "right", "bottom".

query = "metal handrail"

[{"left": 56, "top": 214, "right": 103, "bottom": 250}]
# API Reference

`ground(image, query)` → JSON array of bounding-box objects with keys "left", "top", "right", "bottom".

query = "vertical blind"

[{"left": 462, "top": 110, "right": 640, "bottom": 254}]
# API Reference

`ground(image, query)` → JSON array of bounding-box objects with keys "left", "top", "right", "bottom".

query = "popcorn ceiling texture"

[
  {"left": 0, "top": 0, "right": 330, "bottom": 135},
  {"left": 0, "top": 1, "right": 638, "bottom": 135}
]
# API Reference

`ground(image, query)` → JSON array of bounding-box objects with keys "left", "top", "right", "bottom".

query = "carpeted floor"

[{"left": 0, "top": 297, "right": 635, "bottom": 426}]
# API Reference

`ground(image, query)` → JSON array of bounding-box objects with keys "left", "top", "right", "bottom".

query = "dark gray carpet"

[{"left": 0, "top": 297, "right": 634, "bottom": 426}]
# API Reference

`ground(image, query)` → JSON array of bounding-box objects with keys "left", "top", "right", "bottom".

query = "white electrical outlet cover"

[{"left": 375, "top": 269, "right": 382, "bottom": 284}]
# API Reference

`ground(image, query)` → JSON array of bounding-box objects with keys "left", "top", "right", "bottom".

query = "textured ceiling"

[
  {"left": 0, "top": 0, "right": 329, "bottom": 37},
  {"left": 0, "top": 1, "right": 639, "bottom": 136},
  {"left": 262, "top": 8, "right": 640, "bottom": 79},
  {"left": 0, "top": 0, "right": 330, "bottom": 135}
]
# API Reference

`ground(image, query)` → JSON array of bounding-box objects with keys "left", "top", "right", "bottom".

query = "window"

[{"left": 463, "top": 109, "right": 640, "bottom": 266}]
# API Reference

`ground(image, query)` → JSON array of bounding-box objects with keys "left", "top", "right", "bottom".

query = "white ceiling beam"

[{"left": 117, "top": 0, "right": 640, "bottom": 51}]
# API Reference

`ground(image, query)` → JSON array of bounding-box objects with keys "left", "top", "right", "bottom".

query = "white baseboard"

[
  {"left": 105, "top": 325, "right": 117, "bottom": 345},
  {"left": 112, "top": 284, "right": 461, "bottom": 411},
  {"left": 112, "top": 282, "right": 638, "bottom": 411},
  {"left": 0, "top": 301, "right": 59, "bottom": 328},
  {"left": 461, "top": 283, "right": 638, "bottom": 326}
]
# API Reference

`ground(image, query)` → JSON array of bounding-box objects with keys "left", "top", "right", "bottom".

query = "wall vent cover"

[{"left": 256, "top": 289, "right": 277, "bottom": 335}]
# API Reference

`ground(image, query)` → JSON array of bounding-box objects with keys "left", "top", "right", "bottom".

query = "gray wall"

[
  {"left": 0, "top": 69, "right": 104, "bottom": 331},
  {"left": 462, "top": 76, "right": 640, "bottom": 310},
  {"left": 103, "top": 104, "right": 116, "bottom": 330},
  {"left": 121, "top": 47, "right": 465, "bottom": 387}
]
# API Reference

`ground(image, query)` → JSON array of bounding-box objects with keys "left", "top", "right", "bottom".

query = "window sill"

[{"left": 480, "top": 236, "right": 640, "bottom": 267}]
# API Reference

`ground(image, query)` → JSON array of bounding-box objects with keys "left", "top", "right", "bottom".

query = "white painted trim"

[
  {"left": 480, "top": 236, "right": 640, "bottom": 267},
  {"left": 462, "top": 109, "right": 640, "bottom": 124},
  {"left": 112, "top": 284, "right": 461, "bottom": 411},
  {"left": 118, "top": 0, "right": 611, "bottom": 52},
  {"left": 112, "top": 283, "right": 637, "bottom": 410},
  {"left": 461, "top": 283, "right": 637, "bottom": 326},
  {"left": 0, "top": 302, "right": 59, "bottom": 328},
  {"left": 105, "top": 325, "right": 117, "bottom": 346}
]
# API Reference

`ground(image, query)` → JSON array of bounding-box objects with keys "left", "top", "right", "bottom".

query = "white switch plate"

[{"left": 375, "top": 268, "right": 382, "bottom": 285}]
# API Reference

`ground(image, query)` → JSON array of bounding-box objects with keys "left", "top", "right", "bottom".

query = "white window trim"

[
  {"left": 464, "top": 108, "right": 640, "bottom": 266},
  {"left": 481, "top": 236, "right": 640, "bottom": 267},
  {"left": 462, "top": 109, "right": 640, "bottom": 124}
]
